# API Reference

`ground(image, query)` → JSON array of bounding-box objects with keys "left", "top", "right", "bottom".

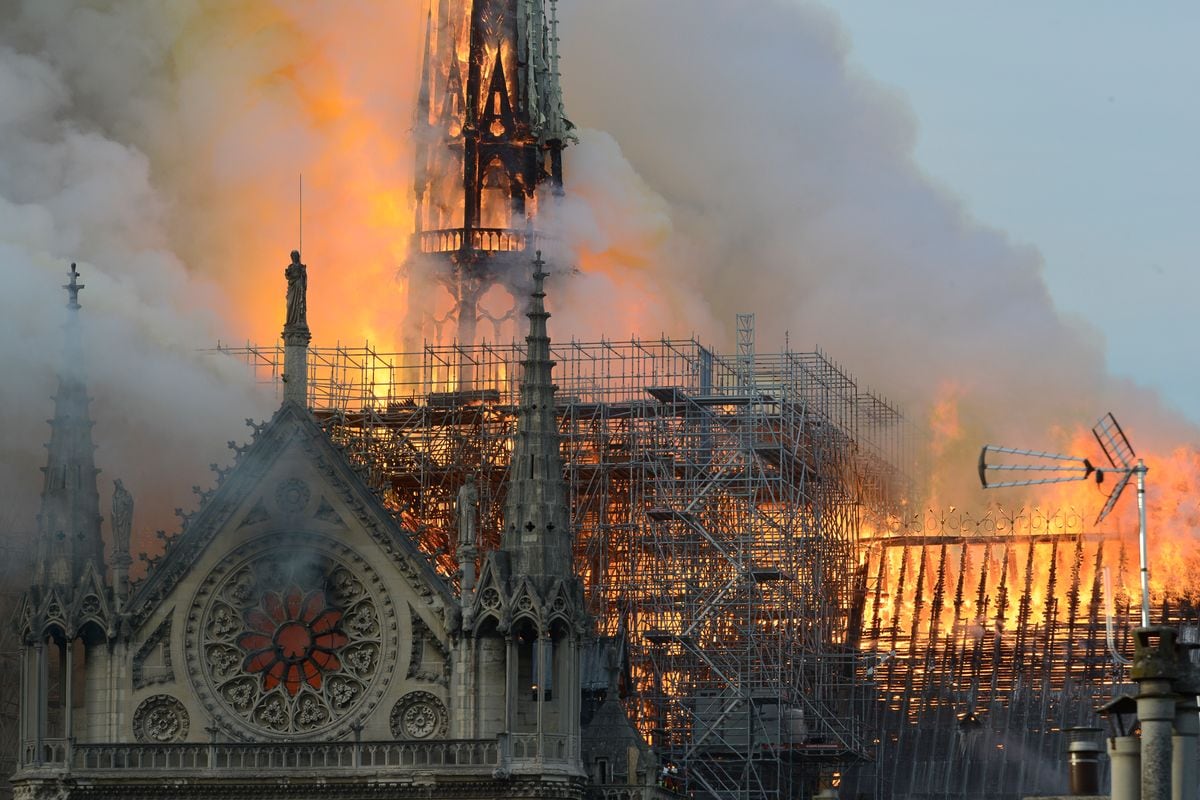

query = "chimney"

[
  {"left": 1102, "top": 694, "right": 1143, "bottom": 800},
  {"left": 1132, "top": 626, "right": 1182, "bottom": 800},
  {"left": 1065, "top": 726, "right": 1103, "bottom": 795},
  {"left": 1171, "top": 643, "right": 1200, "bottom": 800}
]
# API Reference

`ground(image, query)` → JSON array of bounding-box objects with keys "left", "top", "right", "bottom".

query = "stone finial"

[{"left": 63, "top": 262, "right": 85, "bottom": 309}]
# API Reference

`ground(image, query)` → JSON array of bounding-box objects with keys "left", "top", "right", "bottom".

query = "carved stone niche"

[
  {"left": 407, "top": 608, "right": 450, "bottom": 685},
  {"left": 132, "top": 615, "right": 174, "bottom": 689}
]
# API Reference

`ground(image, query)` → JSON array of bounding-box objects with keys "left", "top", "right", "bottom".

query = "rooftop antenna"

[{"left": 979, "top": 412, "right": 1150, "bottom": 627}]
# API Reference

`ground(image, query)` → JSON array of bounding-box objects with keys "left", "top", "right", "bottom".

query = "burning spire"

[{"left": 405, "top": 0, "right": 573, "bottom": 357}]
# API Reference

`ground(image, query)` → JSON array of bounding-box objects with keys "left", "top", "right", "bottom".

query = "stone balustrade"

[
  {"left": 18, "top": 738, "right": 503, "bottom": 777},
  {"left": 506, "top": 733, "right": 579, "bottom": 763},
  {"left": 17, "top": 735, "right": 590, "bottom": 778},
  {"left": 587, "top": 784, "right": 683, "bottom": 800}
]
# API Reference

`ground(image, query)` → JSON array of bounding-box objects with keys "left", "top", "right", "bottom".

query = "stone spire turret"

[
  {"left": 17, "top": 264, "right": 115, "bottom": 756},
  {"left": 32, "top": 264, "right": 105, "bottom": 590},
  {"left": 501, "top": 254, "right": 573, "bottom": 585}
]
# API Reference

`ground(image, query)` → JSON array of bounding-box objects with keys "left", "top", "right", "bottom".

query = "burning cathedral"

[
  {"left": 9, "top": 3, "right": 643, "bottom": 800},
  {"left": 14, "top": 3, "right": 1193, "bottom": 800}
]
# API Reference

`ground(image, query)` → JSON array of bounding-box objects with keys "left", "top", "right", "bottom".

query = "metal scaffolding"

[{"left": 214, "top": 333, "right": 911, "bottom": 800}]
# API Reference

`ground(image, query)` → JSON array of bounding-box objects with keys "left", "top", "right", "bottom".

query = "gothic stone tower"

[{"left": 406, "top": 0, "right": 572, "bottom": 359}]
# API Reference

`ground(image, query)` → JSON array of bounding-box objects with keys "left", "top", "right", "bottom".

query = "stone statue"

[
  {"left": 457, "top": 475, "right": 479, "bottom": 548},
  {"left": 112, "top": 479, "right": 133, "bottom": 554},
  {"left": 285, "top": 250, "right": 307, "bottom": 329}
]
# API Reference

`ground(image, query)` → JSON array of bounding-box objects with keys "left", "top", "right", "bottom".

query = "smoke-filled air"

[{"left": 0, "top": 1, "right": 1196, "bottom": 586}]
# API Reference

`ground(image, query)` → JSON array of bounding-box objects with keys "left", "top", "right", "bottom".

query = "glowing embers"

[{"left": 237, "top": 588, "right": 349, "bottom": 697}]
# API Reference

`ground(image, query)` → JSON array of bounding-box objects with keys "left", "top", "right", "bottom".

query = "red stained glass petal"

[
  {"left": 236, "top": 632, "right": 272, "bottom": 652},
  {"left": 246, "top": 609, "right": 277, "bottom": 634},
  {"left": 311, "top": 610, "right": 341, "bottom": 634},
  {"left": 285, "top": 587, "right": 303, "bottom": 619},
  {"left": 263, "top": 592, "right": 285, "bottom": 624},
  {"left": 303, "top": 660, "right": 322, "bottom": 689},
  {"left": 314, "top": 631, "right": 348, "bottom": 650},
  {"left": 243, "top": 649, "right": 275, "bottom": 674},
  {"left": 284, "top": 664, "right": 302, "bottom": 696},
  {"left": 263, "top": 659, "right": 286, "bottom": 691},
  {"left": 310, "top": 650, "right": 341, "bottom": 672},
  {"left": 301, "top": 591, "right": 325, "bottom": 623}
]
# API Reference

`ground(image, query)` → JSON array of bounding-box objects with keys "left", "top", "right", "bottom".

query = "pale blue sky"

[{"left": 828, "top": 3, "right": 1200, "bottom": 425}]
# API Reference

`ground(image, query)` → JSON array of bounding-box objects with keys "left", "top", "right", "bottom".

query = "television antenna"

[{"left": 978, "top": 413, "right": 1150, "bottom": 627}]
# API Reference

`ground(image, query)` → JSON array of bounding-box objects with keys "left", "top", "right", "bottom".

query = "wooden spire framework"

[{"left": 406, "top": 0, "right": 574, "bottom": 355}]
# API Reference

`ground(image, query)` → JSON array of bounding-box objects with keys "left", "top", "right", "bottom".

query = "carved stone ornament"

[
  {"left": 274, "top": 478, "right": 312, "bottom": 514},
  {"left": 185, "top": 533, "right": 398, "bottom": 740},
  {"left": 133, "top": 695, "right": 189, "bottom": 743},
  {"left": 390, "top": 691, "right": 448, "bottom": 740}
]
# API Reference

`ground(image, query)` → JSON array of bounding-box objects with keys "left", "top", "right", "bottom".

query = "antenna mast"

[{"left": 979, "top": 412, "right": 1150, "bottom": 627}]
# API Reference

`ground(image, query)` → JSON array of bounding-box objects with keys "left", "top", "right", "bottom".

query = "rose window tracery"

[
  {"left": 187, "top": 534, "right": 397, "bottom": 740},
  {"left": 236, "top": 588, "right": 349, "bottom": 696}
]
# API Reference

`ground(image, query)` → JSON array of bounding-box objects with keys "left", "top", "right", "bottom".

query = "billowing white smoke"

[
  {"left": 0, "top": 0, "right": 1194, "bottom": 563},
  {"left": 549, "top": 0, "right": 1195, "bottom": 502},
  {"left": 0, "top": 5, "right": 274, "bottom": 564},
  {"left": 0, "top": 0, "right": 425, "bottom": 564}
]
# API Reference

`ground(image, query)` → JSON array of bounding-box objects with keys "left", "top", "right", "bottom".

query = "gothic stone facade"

[{"left": 14, "top": 401, "right": 592, "bottom": 799}]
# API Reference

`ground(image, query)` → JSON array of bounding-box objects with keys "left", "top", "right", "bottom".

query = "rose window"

[
  {"left": 236, "top": 588, "right": 349, "bottom": 696},
  {"left": 187, "top": 535, "right": 397, "bottom": 740}
]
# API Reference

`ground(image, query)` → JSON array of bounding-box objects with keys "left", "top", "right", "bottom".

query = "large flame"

[
  {"left": 861, "top": 404, "right": 1200, "bottom": 724},
  {"left": 144, "top": 3, "right": 424, "bottom": 352},
  {"left": 17, "top": 0, "right": 1197, "bottom": 666}
]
